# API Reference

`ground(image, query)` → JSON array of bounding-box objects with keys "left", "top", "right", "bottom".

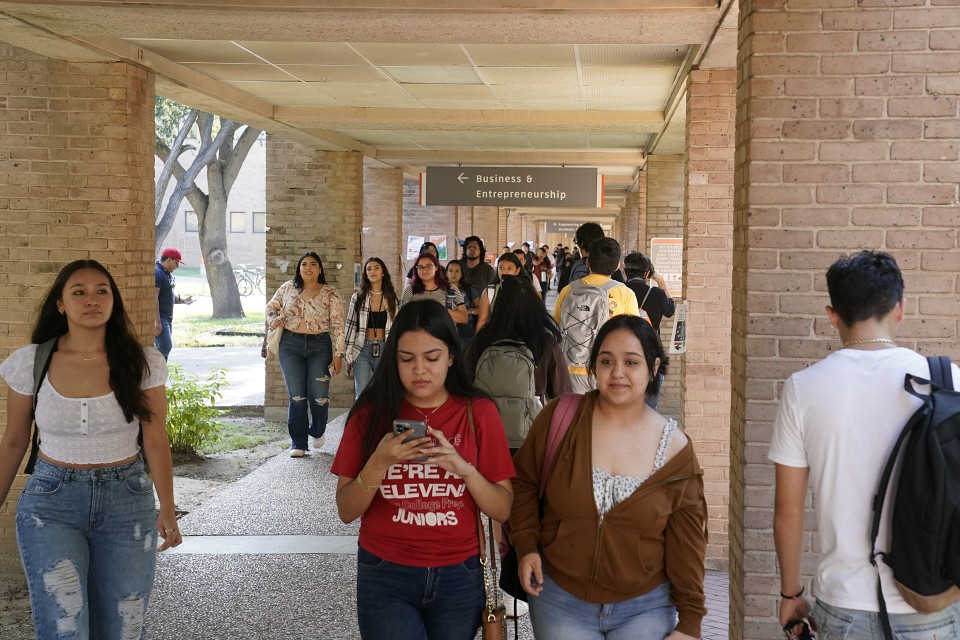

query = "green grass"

[
  {"left": 175, "top": 311, "right": 265, "bottom": 347},
  {"left": 197, "top": 418, "right": 286, "bottom": 455}
]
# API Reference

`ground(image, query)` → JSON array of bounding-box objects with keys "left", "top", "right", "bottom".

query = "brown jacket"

[{"left": 510, "top": 391, "right": 708, "bottom": 637}]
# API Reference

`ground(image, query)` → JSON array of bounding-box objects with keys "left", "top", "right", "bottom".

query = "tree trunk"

[{"left": 200, "top": 154, "right": 245, "bottom": 318}]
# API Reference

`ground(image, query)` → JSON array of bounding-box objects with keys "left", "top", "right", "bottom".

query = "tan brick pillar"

[
  {"left": 472, "top": 207, "right": 499, "bottom": 257},
  {"left": 264, "top": 137, "right": 362, "bottom": 420},
  {"left": 682, "top": 68, "right": 735, "bottom": 569},
  {"left": 733, "top": 3, "right": 960, "bottom": 638},
  {"left": 644, "top": 156, "right": 685, "bottom": 417},
  {"left": 497, "top": 207, "right": 508, "bottom": 251},
  {"left": 623, "top": 189, "right": 642, "bottom": 254},
  {"left": 506, "top": 209, "right": 522, "bottom": 246},
  {"left": 0, "top": 44, "right": 155, "bottom": 563},
  {"left": 636, "top": 169, "right": 648, "bottom": 252},
  {"left": 362, "top": 167, "right": 403, "bottom": 269}
]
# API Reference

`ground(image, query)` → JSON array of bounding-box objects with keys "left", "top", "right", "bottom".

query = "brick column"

[
  {"left": 472, "top": 206, "right": 499, "bottom": 259},
  {"left": 497, "top": 207, "right": 508, "bottom": 250},
  {"left": 362, "top": 167, "right": 403, "bottom": 268},
  {"left": 682, "top": 68, "right": 735, "bottom": 569},
  {"left": 644, "top": 156, "right": 685, "bottom": 417},
  {"left": 636, "top": 169, "right": 648, "bottom": 252},
  {"left": 0, "top": 44, "right": 155, "bottom": 563},
  {"left": 623, "top": 189, "right": 641, "bottom": 254},
  {"left": 264, "top": 138, "right": 362, "bottom": 420},
  {"left": 733, "top": 3, "right": 960, "bottom": 639},
  {"left": 506, "top": 209, "right": 522, "bottom": 246}
]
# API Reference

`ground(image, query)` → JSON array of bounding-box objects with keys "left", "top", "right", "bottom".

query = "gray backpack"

[
  {"left": 559, "top": 279, "right": 622, "bottom": 368},
  {"left": 474, "top": 339, "right": 542, "bottom": 449}
]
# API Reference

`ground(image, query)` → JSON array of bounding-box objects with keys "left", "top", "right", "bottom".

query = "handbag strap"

[{"left": 466, "top": 399, "right": 501, "bottom": 614}]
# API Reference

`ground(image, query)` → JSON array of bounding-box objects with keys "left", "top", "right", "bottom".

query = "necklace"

[
  {"left": 842, "top": 337, "right": 897, "bottom": 348},
  {"left": 410, "top": 394, "right": 448, "bottom": 426}
]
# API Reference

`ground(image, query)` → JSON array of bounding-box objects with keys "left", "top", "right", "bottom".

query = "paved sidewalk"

[{"left": 145, "top": 413, "right": 729, "bottom": 639}]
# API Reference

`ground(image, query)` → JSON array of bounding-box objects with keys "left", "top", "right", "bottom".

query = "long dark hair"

[
  {"left": 350, "top": 300, "right": 482, "bottom": 462},
  {"left": 410, "top": 252, "right": 449, "bottom": 295},
  {"left": 32, "top": 259, "right": 152, "bottom": 422},
  {"left": 588, "top": 315, "right": 668, "bottom": 399},
  {"left": 292, "top": 252, "right": 327, "bottom": 290},
  {"left": 468, "top": 276, "right": 559, "bottom": 364},
  {"left": 356, "top": 257, "right": 398, "bottom": 321}
]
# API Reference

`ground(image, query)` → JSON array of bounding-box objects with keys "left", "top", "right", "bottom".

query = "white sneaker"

[
  {"left": 502, "top": 593, "right": 529, "bottom": 618},
  {"left": 289, "top": 449, "right": 305, "bottom": 458},
  {"left": 311, "top": 436, "right": 325, "bottom": 450}
]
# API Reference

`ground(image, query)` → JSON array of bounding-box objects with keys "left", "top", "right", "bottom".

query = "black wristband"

[{"left": 780, "top": 586, "right": 804, "bottom": 600}]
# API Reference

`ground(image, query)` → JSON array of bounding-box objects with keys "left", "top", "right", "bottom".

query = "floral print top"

[{"left": 266, "top": 280, "right": 346, "bottom": 356}]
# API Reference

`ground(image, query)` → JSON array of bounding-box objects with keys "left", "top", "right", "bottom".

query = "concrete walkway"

[{"left": 145, "top": 413, "right": 729, "bottom": 639}]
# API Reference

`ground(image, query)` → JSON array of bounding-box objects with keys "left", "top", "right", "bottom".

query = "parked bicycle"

[{"left": 234, "top": 264, "right": 265, "bottom": 296}]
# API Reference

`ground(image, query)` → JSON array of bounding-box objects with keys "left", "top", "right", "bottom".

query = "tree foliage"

[{"left": 154, "top": 97, "right": 262, "bottom": 318}]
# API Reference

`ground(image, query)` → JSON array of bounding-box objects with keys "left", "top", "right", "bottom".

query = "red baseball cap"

[{"left": 161, "top": 248, "right": 185, "bottom": 264}]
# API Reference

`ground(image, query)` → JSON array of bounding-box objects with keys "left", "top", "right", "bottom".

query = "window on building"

[
  {"left": 230, "top": 211, "right": 246, "bottom": 233},
  {"left": 253, "top": 212, "right": 266, "bottom": 233},
  {"left": 185, "top": 211, "right": 198, "bottom": 232}
]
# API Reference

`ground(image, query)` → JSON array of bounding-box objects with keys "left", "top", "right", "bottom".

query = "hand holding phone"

[{"left": 393, "top": 420, "right": 429, "bottom": 462}]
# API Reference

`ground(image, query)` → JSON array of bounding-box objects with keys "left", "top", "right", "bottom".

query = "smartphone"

[{"left": 393, "top": 420, "right": 428, "bottom": 462}]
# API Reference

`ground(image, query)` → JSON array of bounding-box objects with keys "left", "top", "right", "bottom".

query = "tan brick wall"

[
  {"left": 734, "top": 3, "right": 960, "bottom": 638},
  {"left": 636, "top": 169, "right": 648, "bottom": 252},
  {"left": 402, "top": 180, "right": 457, "bottom": 271},
  {"left": 362, "top": 167, "right": 403, "bottom": 271},
  {"left": 497, "top": 207, "right": 508, "bottom": 251},
  {"left": 0, "top": 44, "right": 155, "bottom": 561},
  {"left": 623, "top": 190, "right": 642, "bottom": 254},
  {"left": 644, "top": 155, "right": 685, "bottom": 418},
  {"left": 683, "top": 67, "right": 735, "bottom": 570},
  {"left": 264, "top": 137, "right": 362, "bottom": 419}
]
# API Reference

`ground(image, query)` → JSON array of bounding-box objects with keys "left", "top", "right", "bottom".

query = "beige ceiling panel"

[
  {"left": 223, "top": 81, "right": 346, "bottom": 106},
  {"left": 481, "top": 67, "right": 579, "bottom": 86},
  {"left": 402, "top": 84, "right": 493, "bottom": 99},
  {"left": 579, "top": 44, "right": 687, "bottom": 67},
  {"left": 317, "top": 84, "right": 423, "bottom": 108},
  {"left": 280, "top": 65, "right": 386, "bottom": 83},
  {"left": 582, "top": 86, "right": 670, "bottom": 111},
  {"left": 463, "top": 133, "right": 534, "bottom": 149},
  {"left": 126, "top": 39, "right": 259, "bottom": 64},
  {"left": 418, "top": 99, "right": 503, "bottom": 109},
  {"left": 351, "top": 43, "right": 471, "bottom": 67},
  {"left": 181, "top": 63, "right": 292, "bottom": 82},
  {"left": 581, "top": 66, "right": 677, "bottom": 87},
  {"left": 237, "top": 42, "right": 367, "bottom": 65},
  {"left": 384, "top": 66, "right": 482, "bottom": 84},
  {"left": 404, "top": 132, "right": 477, "bottom": 150},
  {"left": 492, "top": 84, "right": 580, "bottom": 102},
  {"left": 465, "top": 44, "right": 576, "bottom": 68},
  {"left": 340, "top": 130, "right": 417, "bottom": 148},
  {"left": 525, "top": 133, "right": 591, "bottom": 149},
  {"left": 501, "top": 100, "right": 580, "bottom": 111},
  {"left": 587, "top": 133, "right": 650, "bottom": 149}
]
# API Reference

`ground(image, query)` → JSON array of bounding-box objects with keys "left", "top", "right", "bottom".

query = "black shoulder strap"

[
  {"left": 26, "top": 337, "right": 58, "bottom": 474},
  {"left": 927, "top": 355, "right": 954, "bottom": 390}
]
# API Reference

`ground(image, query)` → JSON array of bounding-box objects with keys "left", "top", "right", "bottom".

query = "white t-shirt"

[
  {"left": 769, "top": 347, "right": 959, "bottom": 614},
  {"left": 0, "top": 343, "right": 168, "bottom": 464}
]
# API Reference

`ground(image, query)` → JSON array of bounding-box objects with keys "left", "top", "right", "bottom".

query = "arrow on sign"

[{"left": 457, "top": 172, "right": 468, "bottom": 184}]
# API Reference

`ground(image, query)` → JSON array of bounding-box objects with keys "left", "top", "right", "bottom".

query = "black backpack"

[{"left": 870, "top": 356, "right": 960, "bottom": 639}]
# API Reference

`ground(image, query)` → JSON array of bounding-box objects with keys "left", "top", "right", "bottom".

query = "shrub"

[{"left": 165, "top": 366, "right": 228, "bottom": 456}]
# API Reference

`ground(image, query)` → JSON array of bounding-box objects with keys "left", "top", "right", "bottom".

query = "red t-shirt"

[{"left": 331, "top": 395, "right": 515, "bottom": 567}]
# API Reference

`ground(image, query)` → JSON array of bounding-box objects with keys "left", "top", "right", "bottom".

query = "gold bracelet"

[{"left": 355, "top": 474, "right": 380, "bottom": 492}]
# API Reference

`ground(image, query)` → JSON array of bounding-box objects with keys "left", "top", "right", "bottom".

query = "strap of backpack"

[
  {"left": 26, "top": 338, "right": 59, "bottom": 474},
  {"left": 539, "top": 393, "right": 582, "bottom": 499},
  {"left": 927, "top": 355, "right": 953, "bottom": 390},
  {"left": 639, "top": 286, "right": 653, "bottom": 310}
]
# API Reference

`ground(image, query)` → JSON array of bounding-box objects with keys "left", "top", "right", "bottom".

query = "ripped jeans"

[
  {"left": 16, "top": 457, "right": 157, "bottom": 640},
  {"left": 277, "top": 331, "right": 332, "bottom": 450}
]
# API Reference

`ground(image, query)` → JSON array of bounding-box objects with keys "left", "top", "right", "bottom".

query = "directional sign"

[{"left": 422, "top": 166, "right": 602, "bottom": 208}]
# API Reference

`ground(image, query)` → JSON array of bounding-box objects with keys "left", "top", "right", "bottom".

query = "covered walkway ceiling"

[{"left": 0, "top": 0, "right": 737, "bottom": 220}]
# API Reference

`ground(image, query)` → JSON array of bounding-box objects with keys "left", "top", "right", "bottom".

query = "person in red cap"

[{"left": 155, "top": 248, "right": 193, "bottom": 360}]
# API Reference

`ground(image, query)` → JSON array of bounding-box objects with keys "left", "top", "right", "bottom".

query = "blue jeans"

[
  {"left": 154, "top": 318, "right": 172, "bottom": 360},
  {"left": 16, "top": 458, "right": 158, "bottom": 640},
  {"left": 529, "top": 572, "right": 677, "bottom": 639},
  {"left": 277, "top": 331, "right": 332, "bottom": 450},
  {"left": 356, "top": 545, "right": 484, "bottom": 640},
  {"left": 352, "top": 340, "right": 381, "bottom": 399},
  {"left": 811, "top": 598, "right": 960, "bottom": 640}
]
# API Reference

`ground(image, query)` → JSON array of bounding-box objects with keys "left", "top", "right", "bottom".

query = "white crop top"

[{"left": 0, "top": 344, "right": 168, "bottom": 464}]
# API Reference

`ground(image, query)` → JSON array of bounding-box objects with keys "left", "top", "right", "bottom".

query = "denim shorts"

[{"left": 811, "top": 598, "right": 960, "bottom": 640}]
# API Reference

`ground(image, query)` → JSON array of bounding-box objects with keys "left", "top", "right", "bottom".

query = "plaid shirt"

[{"left": 343, "top": 290, "right": 399, "bottom": 364}]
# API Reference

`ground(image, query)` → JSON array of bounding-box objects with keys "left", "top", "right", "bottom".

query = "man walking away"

[
  {"left": 770, "top": 250, "right": 960, "bottom": 639},
  {"left": 623, "top": 252, "right": 676, "bottom": 409},
  {"left": 154, "top": 247, "right": 194, "bottom": 360}
]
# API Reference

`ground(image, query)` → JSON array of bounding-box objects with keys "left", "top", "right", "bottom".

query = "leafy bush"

[{"left": 165, "top": 366, "right": 228, "bottom": 455}]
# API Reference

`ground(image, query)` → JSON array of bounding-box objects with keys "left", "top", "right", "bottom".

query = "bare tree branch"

[
  {"left": 154, "top": 108, "right": 197, "bottom": 217},
  {"left": 222, "top": 126, "right": 261, "bottom": 195}
]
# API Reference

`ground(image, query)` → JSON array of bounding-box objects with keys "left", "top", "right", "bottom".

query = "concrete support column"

[
  {"left": 682, "top": 67, "right": 735, "bottom": 569},
  {"left": 264, "top": 138, "right": 362, "bottom": 420},
  {"left": 362, "top": 167, "right": 403, "bottom": 268},
  {"left": 0, "top": 44, "right": 155, "bottom": 561},
  {"left": 733, "top": 3, "right": 960, "bottom": 638}
]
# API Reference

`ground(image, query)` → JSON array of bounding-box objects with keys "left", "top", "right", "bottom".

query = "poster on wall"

[
  {"left": 668, "top": 300, "right": 689, "bottom": 355},
  {"left": 430, "top": 235, "right": 448, "bottom": 261},
  {"left": 649, "top": 237, "right": 683, "bottom": 298},
  {"left": 406, "top": 236, "right": 425, "bottom": 260}
]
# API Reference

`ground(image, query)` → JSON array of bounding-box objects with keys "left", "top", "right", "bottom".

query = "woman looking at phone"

[
  {"left": 510, "top": 315, "right": 708, "bottom": 639},
  {"left": 332, "top": 299, "right": 515, "bottom": 640}
]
